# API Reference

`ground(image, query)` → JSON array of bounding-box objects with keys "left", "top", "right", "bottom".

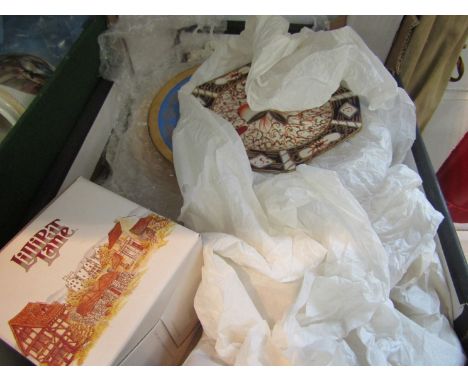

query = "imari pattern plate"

[{"left": 193, "top": 64, "right": 363, "bottom": 173}]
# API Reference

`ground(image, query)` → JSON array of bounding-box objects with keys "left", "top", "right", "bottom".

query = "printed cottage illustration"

[{"left": 8, "top": 213, "right": 174, "bottom": 365}]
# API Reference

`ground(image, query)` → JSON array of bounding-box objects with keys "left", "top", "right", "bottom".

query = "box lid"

[{"left": 0, "top": 177, "right": 200, "bottom": 365}]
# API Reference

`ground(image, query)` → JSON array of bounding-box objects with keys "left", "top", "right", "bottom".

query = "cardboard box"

[{"left": 0, "top": 177, "right": 202, "bottom": 365}]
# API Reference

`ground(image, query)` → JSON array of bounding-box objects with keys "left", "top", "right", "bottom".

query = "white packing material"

[
  {"left": 95, "top": 16, "right": 230, "bottom": 221},
  {"left": 173, "top": 16, "right": 465, "bottom": 365}
]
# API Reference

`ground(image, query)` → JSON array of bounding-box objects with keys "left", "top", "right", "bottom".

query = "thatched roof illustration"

[{"left": 9, "top": 302, "right": 65, "bottom": 329}]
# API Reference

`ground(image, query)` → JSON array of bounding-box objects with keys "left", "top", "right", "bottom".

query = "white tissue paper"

[{"left": 173, "top": 16, "right": 465, "bottom": 365}]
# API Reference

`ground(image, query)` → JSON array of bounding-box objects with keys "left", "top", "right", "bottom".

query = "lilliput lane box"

[{"left": 0, "top": 178, "right": 202, "bottom": 365}]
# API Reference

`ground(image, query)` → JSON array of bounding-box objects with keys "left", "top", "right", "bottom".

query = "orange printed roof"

[
  {"left": 9, "top": 302, "right": 66, "bottom": 328},
  {"left": 108, "top": 222, "right": 122, "bottom": 249},
  {"left": 130, "top": 216, "right": 152, "bottom": 236}
]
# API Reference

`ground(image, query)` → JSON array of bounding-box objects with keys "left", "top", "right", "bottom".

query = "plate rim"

[{"left": 147, "top": 66, "right": 198, "bottom": 163}]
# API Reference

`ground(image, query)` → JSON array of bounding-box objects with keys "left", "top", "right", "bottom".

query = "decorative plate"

[
  {"left": 148, "top": 66, "right": 198, "bottom": 162},
  {"left": 148, "top": 65, "right": 362, "bottom": 172},
  {"left": 193, "top": 64, "right": 362, "bottom": 172},
  {"left": 0, "top": 54, "right": 54, "bottom": 95},
  {"left": 0, "top": 54, "right": 55, "bottom": 143}
]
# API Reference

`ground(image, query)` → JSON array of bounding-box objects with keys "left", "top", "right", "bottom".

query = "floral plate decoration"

[{"left": 193, "top": 64, "right": 362, "bottom": 173}]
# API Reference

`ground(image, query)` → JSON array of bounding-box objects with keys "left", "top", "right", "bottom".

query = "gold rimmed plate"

[
  {"left": 148, "top": 66, "right": 198, "bottom": 162},
  {"left": 149, "top": 64, "right": 362, "bottom": 173}
]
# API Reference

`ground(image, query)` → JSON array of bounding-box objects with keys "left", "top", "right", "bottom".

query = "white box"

[{"left": 0, "top": 177, "right": 202, "bottom": 365}]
